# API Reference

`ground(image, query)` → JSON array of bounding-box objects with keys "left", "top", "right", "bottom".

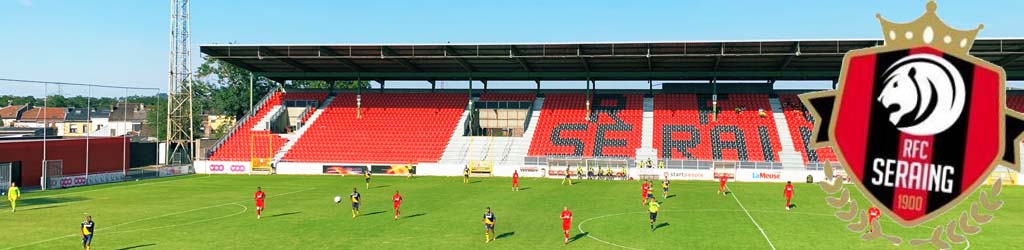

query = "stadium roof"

[{"left": 200, "top": 38, "right": 1024, "bottom": 82}]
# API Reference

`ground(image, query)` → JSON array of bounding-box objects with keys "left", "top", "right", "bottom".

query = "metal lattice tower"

[{"left": 167, "top": 0, "right": 194, "bottom": 164}]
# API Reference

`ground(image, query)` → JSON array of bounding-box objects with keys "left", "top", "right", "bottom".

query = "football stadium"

[{"left": 2, "top": 1, "right": 1024, "bottom": 249}]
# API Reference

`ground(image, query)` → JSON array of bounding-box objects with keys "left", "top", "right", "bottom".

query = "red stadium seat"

[
  {"left": 282, "top": 93, "right": 467, "bottom": 163},
  {"left": 209, "top": 91, "right": 328, "bottom": 161},
  {"left": 654, "top": 94, "right": 781, "bottom": 162},
  {"left": 527, "top": 94, "right": 643, "bottom": 157},
  {"left": 778, "top": 94, "right": 837, "bottom": 165}
]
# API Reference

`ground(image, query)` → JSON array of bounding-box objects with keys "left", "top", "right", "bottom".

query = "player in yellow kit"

[
  {"left": 81, "top": 215, "right": 95, "bottom": 250},
  {"left": 7, "top": 182, "right": 20, "bottom": 213},
  {"left": 648, "top": 199, "right": 661, "bottom": 232},
  {"left": 364, "top": 171, "right": 372, "bottom": 189}
]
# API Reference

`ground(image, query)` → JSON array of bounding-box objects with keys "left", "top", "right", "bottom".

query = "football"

[{"left": 333, "top": 196, "right": 342, "bottom": 203}]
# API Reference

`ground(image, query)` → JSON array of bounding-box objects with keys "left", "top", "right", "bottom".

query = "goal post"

[
  {"left": 468, "top": 160, "right": 493, "bottom": 176},
  {"left": 713, "top": 161, "right": 737, "bottom": 180},
  {"left": 250, "top": 134, "right": 274, "bottom": 174}
]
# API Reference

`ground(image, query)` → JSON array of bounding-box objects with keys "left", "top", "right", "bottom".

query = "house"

[
  {"left": 106, "top": 102, "right": 147, "bottom": 136},
  {"left": 90, "top": 109, "right": 111, "bottom": 134},
  {"left": 63, "top": 108, "right": 111, "bottom": 136},
  {"left": 204, "top": 115, "right": 236, "bottom": 137},
  {"left": 15, "top": 107, "right": 66, "bottom": 135},
  {"left": 0, "top": 104, "right": 28, "bottom": 127}
]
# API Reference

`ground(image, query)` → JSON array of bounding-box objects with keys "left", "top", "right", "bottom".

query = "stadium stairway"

[
  {"left": 251, "top": 106, "right": 283, "bottom": 131},
  {"left": 770, "top": 98, "right": 805, "bottom": 169},
  {"left": 438, "top": 97, "right": 543, "bottom": 166},
  {"left": 271, "top": 95, "right": 336, "bottom": 163},
  {"left": 636, "top": 95, "right": 657, "bottom": 161}
]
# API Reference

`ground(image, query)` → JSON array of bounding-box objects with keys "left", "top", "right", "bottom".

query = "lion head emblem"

[{"left": 876, "top": 54, "right": 965, "bottom": 135}]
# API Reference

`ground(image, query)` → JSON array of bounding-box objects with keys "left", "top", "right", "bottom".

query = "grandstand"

[{"left": 196, "top": 39, "right": 1024, "bottom": 174}]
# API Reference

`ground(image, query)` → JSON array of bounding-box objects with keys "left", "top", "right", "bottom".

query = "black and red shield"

[{"left": 828, "top": 46, "right": 1005, "bottom": 225}]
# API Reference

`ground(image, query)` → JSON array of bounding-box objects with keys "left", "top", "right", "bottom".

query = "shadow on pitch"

[
  {"left": 116, "top": 243, "right": 156, "bottom": 250},
  {"left": 518, "top": 187, "right": 531, "bottom": 191},
  {"left": 496, "top": 231, "right": 515, "bottom": 240},
  {"left": 18, "top": 196, "right": 87, "bottom": 206},
  {"left": 666, "top": 194, "right": 677, "bottom": 199},
  {"left": 569, "top": 232, "right": 589, "bottom": 243},
  {"left": 267, "top": 211, "right": 302, "bottom": 218},
  {"left": 469, "top": 180, "right": 482, "bottom": 184},
  {"left": 654, "top": 222, "right": 670, "bottom": 231},
  {"left": 405, "top": 213, "right": 426, "bottom": 219},
  {"left": 363, "top": 210, "right": 387, "bottom": 216},
  {"left": 374, "top": 185, "right": 391, "bottom": 189},
  {"left": 20, "top": 204, "right": 64, "bottom": 211}
]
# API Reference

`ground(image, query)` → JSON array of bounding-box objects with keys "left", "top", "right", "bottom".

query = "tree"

[
  {"left": 146, "top": 99, "right": 167, "bottom": 140},
  {"left": 196, "top": 57, "right": 278, "bottom": 119},
  {"left": 287, "top": 80, "right": 370, "bottom": 90},
  {"left": 0, "top": 95, "right": 35, "bottom": 106}
]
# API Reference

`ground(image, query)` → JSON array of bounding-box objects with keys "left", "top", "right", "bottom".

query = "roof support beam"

[
  {"left": 319, "top": 47, "right": 366, "bottom": 72},
  {"left": 581, "top": 58, "right": 592, "bottom": 72},
  {"left": 219, "top": 58, "right": 262, "bottom": 73},
  {"left": 996, "top": 53, "right": 1024, "bottom": 66},
  {"left": 646, "top": 44, "right": 653, "bottom": 72},
  {"left": 510, "top": 45, "right": 532, "bottom": 72},
  {"left": 380, "top": 46, "right": 422, "bottom": 71},
  {"left": 444, "top": 46, "right": 475, "bottom": 72},
  {"left": 778, "top": 42, "right": 800, "bottom": 70},
  {"left": 712, "top": 43, "right": 725, "bottom": 71},
  {"left": 258, "top": 47, "right": 317, "bottom": 72},
  {"left": 578, "top": 45, "right": 591, "bottom": 72},
  {"left": 256, "top": 70, "right": 849, "bottom": 81}
]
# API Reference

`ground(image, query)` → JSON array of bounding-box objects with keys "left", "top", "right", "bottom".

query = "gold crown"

[{"left": 876, "top": 1, "right": 982, "bottom": 55}]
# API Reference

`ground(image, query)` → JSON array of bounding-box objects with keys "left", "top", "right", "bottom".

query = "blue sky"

[{"left": 0, "top": 0, "right": 1021, "bottom": 97}]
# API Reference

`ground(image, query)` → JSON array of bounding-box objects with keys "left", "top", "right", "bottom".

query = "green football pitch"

[{"left": 1, "top": 174, "right": 1021, "bottom": 249}]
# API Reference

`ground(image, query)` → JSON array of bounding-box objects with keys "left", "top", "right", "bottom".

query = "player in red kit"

[
  {"left": 641, "top": 181, "right": 651, "bottom": 205},
  {"left": 392, "top": 190, "right": 403, "bottom": 220},
  {"left": 560, "top": 206, "right": 573, "bottom": 245},
  {"left": 254, "top": 187, "right": 265, "bottom": 220},
  {"left": 512, "top": 170, "right": 520, "bottom": 192},
  {"left": 867, "top": 206, "right": 881, "bottom": 233},
  {"left": 718, "top": 174, "right": 728, "bottom": 196},
  {"left": 783, "top": 181, "right": 794, "bottom": 210}
]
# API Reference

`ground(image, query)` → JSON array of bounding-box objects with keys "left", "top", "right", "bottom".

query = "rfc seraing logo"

[{"left": 800, "top": 1, "right": 1024, "bottom": 248}]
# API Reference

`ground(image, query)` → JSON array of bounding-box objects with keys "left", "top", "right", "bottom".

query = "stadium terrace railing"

[
  {"left": 525, "top": 156, "right": 785, "bottom": 170},
  {"left": 295, "top": 106, "right": 312, "bottom": 128},
  {"left": 205, "top": 89, "right": 278, "bottom": 158},
  {"left": 126, "top": 165, "right": 194, "bottom": 179},
  {"left": 806, "top": 161, "right": 842, "bottom": 171}
]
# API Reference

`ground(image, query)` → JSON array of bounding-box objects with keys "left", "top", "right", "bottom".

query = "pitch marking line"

[
  {"left": 577, "top": 211, "right": 647, "bottom": 250},
  {"left": 728, "top": 187, "right": 777, "bottom": 250},
  {"left": 577, "top": 209, "right": 769, "bottom": 250},
  {"left": 2, "top": 187, "right": 314, "bottom": 250},
  {"left": 1, "top": 197, "right": 112, "bottom": 214}
]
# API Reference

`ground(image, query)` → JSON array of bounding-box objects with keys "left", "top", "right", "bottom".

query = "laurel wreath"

[{"left": 819, "top": 162, "right": 1004, "bottom": 249}]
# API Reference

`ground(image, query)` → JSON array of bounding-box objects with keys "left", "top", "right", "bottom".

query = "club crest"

[{"left": 800, "top": 1, "right": 1024, "bottom": 247}]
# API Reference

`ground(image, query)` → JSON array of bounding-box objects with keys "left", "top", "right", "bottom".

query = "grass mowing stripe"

[
  {"left": 577, "top": 211, "right": 645, "bottom": 250},
  {"left": 25, "top": 175, "right": 210, "bottom": 199},
  {"left": 2, "top": 187, "right": 314, "bottom": 250}
]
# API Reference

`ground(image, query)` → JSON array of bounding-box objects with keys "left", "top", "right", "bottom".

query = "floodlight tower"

[{"left": 167, "top": 0, "right": 194, "bottom": 165}]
